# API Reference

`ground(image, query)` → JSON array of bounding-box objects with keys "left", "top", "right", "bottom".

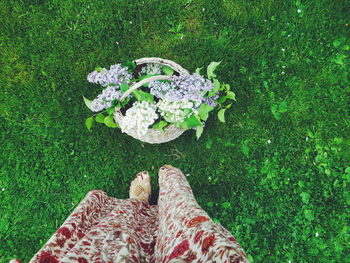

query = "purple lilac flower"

[
  {"left": 91, "top": 86, "right": 122, "bottom": 112},
  {"left": 149, "top": 73, "right": 214, "bottom": 106},
  {"left": 203, "top": 92, "right": 220, "bottom": 107},
  {"left": 148, "top": 81, "right": 172, "bottom": 99},
  {"left": 87, "top": 64, "right": 132, "bottom": 87}
]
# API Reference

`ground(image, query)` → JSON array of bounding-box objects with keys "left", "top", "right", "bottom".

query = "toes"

[
  {"left": 136, "top": 172, "right": 143, "bottom": 181},
  {"left": 136, "top": 171, "right": 150, "bottom": 183},
  {"left": 142, "top": 172, "right": 151, "bottom": 183},
  {"left": 159, "top": 165, "right": 173, "bottom": 174}
]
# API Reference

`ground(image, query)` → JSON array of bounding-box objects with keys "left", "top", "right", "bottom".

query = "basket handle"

[
  {"left": 134, "top": 57, "right": 189, "bottom": 75},
  {"left": 119, "top": 57, "right": 189, "bottom": 102},
  {"left": 119, "top": 75, "right": 172, "bottom": 102}
]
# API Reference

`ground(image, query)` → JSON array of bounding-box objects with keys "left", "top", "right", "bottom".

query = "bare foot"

[{"left": 129, "top": 171, "right": 151, "bottom": 203}]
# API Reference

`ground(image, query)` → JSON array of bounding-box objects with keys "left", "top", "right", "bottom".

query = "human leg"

[{"left": 155, "top": 165, "right": 248, "bottom": 262}]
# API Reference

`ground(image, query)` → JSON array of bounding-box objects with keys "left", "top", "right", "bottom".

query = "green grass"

[{"left": 1, "top": 0, "right": 349, "bottom": 262}]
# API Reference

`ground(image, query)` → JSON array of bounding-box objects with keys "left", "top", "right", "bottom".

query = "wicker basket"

[{"left": 113, "top": 57, "right": 190, "bottom": 144}]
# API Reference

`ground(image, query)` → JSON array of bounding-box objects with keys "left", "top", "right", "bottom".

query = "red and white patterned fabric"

[{"left": 21, "top": 166, "right": 248, "bottom": 262}]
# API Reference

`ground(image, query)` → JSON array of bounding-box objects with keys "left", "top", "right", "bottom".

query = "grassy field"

[{"left": 1, "top": 0, "right": 349, "bottom": 262}]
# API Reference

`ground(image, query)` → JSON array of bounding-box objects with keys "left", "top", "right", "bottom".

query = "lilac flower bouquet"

[{"left": 84, "top": 59, "right": 235, "bottom": 141}]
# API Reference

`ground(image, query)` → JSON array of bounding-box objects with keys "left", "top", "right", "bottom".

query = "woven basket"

[{"left": 113, "top": 57, "right": 190, "bottom": 144}]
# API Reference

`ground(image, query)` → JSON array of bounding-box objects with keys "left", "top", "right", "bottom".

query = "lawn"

[{"left": 0, "top": 0, "right": 349, "bottom": 262}]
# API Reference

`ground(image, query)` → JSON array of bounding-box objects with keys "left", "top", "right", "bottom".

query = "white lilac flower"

[
  {"left": 91, "top": 86, "right": 122, "bottom": 112},
  {"left": 157, "top": 99, "right": 196, "bottom": 123},
  {"left": 120, "top": 101, "right": 158, "bottom": 136},
  {"left": 149, "top": 73, "right": 214, "bottom": 107},
  {"left": 139, "top": 63, "right": 163, "bottom": 76},
  {"left": 87, "top": 64, "right": 132, "bottom": 87}
]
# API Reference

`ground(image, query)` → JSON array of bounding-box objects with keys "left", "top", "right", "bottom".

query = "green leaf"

[
  {"left": 186, "top": 114, "right": 202, "bottom": 128},
  {"left": 226, "top": 91, "right": 236, "bottom": 101},
  {"left": 207, "top": 61, "right": 222, "bottom": 79},
  {"left": 247, "top": 254, "right": 254, "bottom": 263},
  {"left": 300, "top": 192, "right": 310, "bottom": 204},
  {"left": 195, "top": 67, "right": 203, "bottom": 74},
  {"left": 106, "top": 107, "right": 115, "bottom": 116},
  {"left": 241, "top": 140, "right": 250, "bottom": 157},
  {"left": 219, "top": 83, "right": 231, "bottom": 93},
  {"left": 217, "top": 96, "right": 228, "bottom": 104},
  {"left": 119, "top": 97, "right": 131, "bottom": 108},
  {"left": 226, "top": 103, "right": 233, "bottom": 109},
  {"left": 152, "top": 121, "right": 168, "bottom": 132},
  {"left": 334, "top": 54, "right": 346, "bottom": 65},
  {"left": 120, "top": 83, "right": 129, "bottom": 93},
  {"left": 213, "top": 79, "right": 220, "bottom": 92},
  {"left": 176, "top": 120, "right": 189, "bottom": 130},
  {"left": 279, "top": 101, "right": 288, "bottom": 113},
  {"left": 95, "top": 113, "right": 105, "bottom": 123},
  {"left": 181, "top": 108, "right": 192, "bottom": 118},
  {"left": 325, "top": 168, "right": 331, "bottom": 176},
  {"left": 306, "top": 130, "right": 315, "bottom": 138},
  {"left": 206, "top": 138, "right": 213, "bottom": 149},
  {"left": 85, "top": 117, "right": 94, "bottom": 131},
  {"left": 162, "top": 65, "right": 174, "bottom": 75},
  {"left": 333, "top": 179, "right": 340, "bottom": 187},
  {"left": 132, "top": 89, "right": 154, "bottom": 103},
  {"left": 222, "top": 202, "right": 231, "bottom": 209},
  {"left": 218, "top": 109, "right": 226, "bottom": 123},
  {"left": 182, "top": 114, "right": 202, "bottom": 129},
  {"left": 263, "top": 81, "right": 269, "bottom": 90},
  {"left": 304, "top": 209, "right": 314, "bottom": 221},
  {"left": 333, "top": 40, "right": 341, "bottom": 48},
  {"left": 271, "top": 104, "right": 281, "bottom": 120},
  {"left": 221, "top": 83, "right": 230, "bottom": 91},
  {"left": 121, "top": 60, "right": 136, "bottom": 72},
  {"left": 207, "top": 201, "right": 214, "bottom": 207},
  {"left": 174, "top": 33, "right": 185, "bottom": 39},
  {"left": 83, "top": 96, "right": 94, "bottom": 111},
  {"left": 198, "top": 103, "right": 214, "bottom": 121},
  {"left": 104, "top": 115, "right": 119, "bottom": 128},
  {"left": 345, "top": 167, "right": 350, "bottom": 174},
  {"left": 342, "top": 44, "right": 349, "bottom": 51},
  {"left": 196, "top": 125, "right": 204, "bottom": 140},
  {"left": 207, "top": 91, "right": 216, "bottom": 97}
]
